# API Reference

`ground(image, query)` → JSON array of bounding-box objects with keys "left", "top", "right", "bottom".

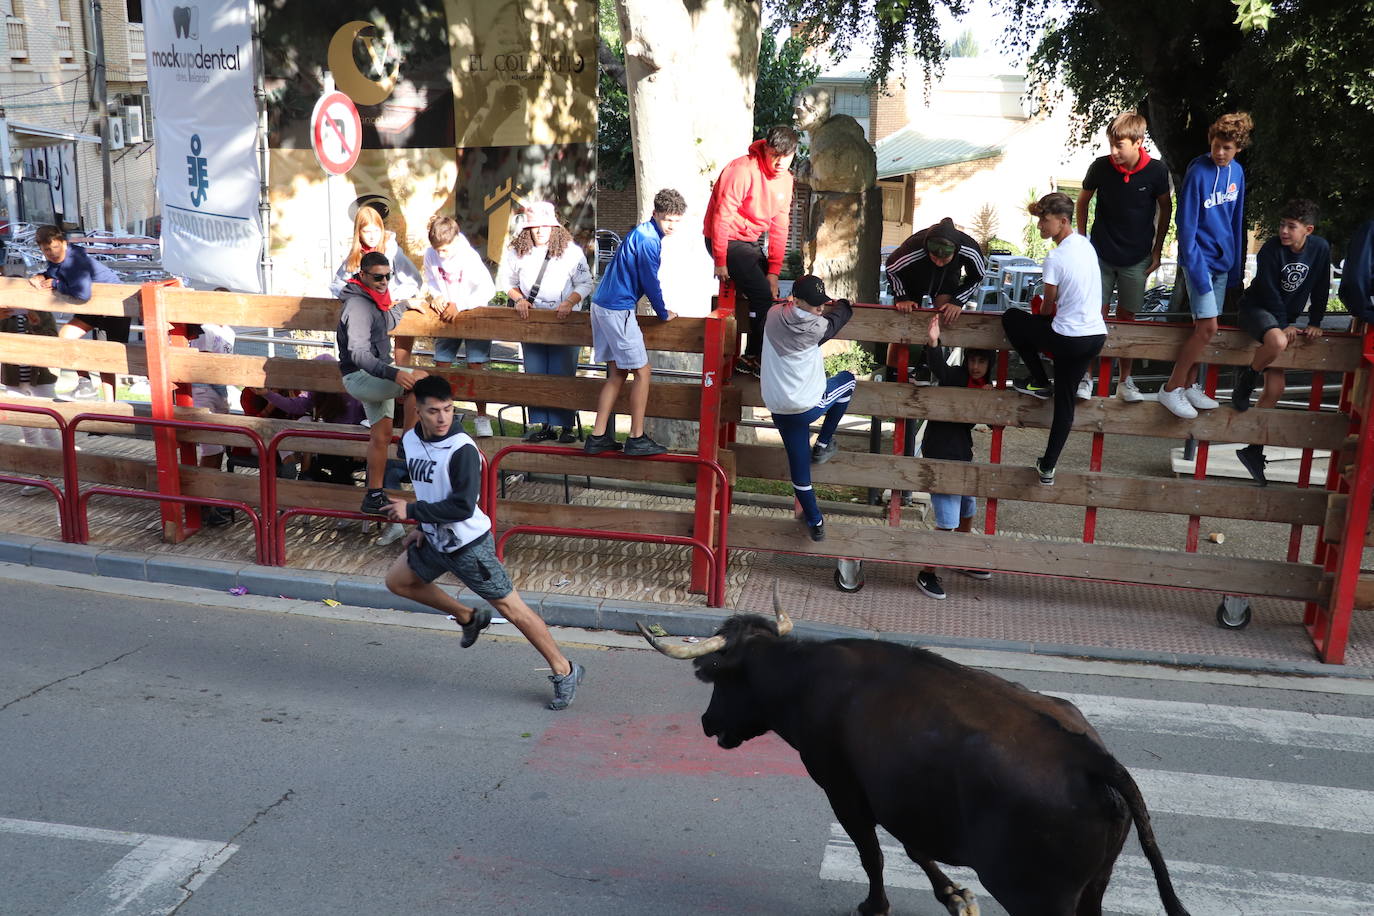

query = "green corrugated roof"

[{"left": 876, "top": 123, "right": 1013, "bottom": 179}]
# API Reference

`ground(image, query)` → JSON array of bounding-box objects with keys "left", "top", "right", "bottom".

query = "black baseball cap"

[{"left": 792, "top": 275, "right": 829, "bottom": 307}]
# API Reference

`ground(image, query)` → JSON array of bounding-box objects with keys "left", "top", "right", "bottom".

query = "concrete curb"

[{"left": 2, "top": 533, "right": 1371, "bottom": 679}]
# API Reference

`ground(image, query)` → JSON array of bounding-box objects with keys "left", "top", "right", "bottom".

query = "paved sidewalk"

[{"left": 3, "top": 425, "right": 1371, "bottom": 674}]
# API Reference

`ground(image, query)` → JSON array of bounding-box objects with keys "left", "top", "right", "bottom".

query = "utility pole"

[{"left": 89, "top": 0, "right": 115, "bottom": 230}]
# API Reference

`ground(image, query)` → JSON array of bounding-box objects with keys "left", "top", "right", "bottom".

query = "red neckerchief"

[
  {"left": 967, "top": 374, "right": 989, "bottom": 389},
  {"left": 347, "top": 275, "right": 393, "bottom": 311},
  {"left": 1110, "top": 147, "right": 1151, "bottom": 183}
]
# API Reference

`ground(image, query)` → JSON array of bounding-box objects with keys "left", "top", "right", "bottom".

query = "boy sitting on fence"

[
  {"left": 1230, "top": 199, "right": 1332, "bottom": 486},
  {"left": 337, "top": 250, "right": 428, "bottom": 515},
  {"left": 913, "top": 315, "right": 996, "bottom": 601},
  {"left": 760, "top": 274, "right": 855, "bottom": 542}
]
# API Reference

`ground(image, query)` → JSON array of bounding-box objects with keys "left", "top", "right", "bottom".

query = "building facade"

[{"left": 0, "top": 0, "right": 156, "bottom": 233}]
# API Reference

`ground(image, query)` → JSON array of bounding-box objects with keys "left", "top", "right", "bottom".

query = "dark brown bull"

[{"left": 638, "top": 594, "right": 1190, "bottom": 916}]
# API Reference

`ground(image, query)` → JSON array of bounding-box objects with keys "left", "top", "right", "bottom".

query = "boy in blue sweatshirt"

[
  {"left": 1339, "top": 220, "right": 1374, "bottom": 325},
  {"left": 1160, "top": 112, "right": 1252, "bottom": 420},
  {"left": 586, "top": 188, "right": 684, "bottom": 457},
  {"left": 1230, "top": 200, "right": 1331, "bottom": 484}
]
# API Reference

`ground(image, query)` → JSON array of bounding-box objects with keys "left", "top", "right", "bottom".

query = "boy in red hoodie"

[{"left": 703, "top": 125, "right": 800, "bottom": 374}]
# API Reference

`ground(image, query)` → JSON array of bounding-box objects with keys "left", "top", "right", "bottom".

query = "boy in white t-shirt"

[
  {"left": 1002, "top": 192, "right": 1107, "bottom": 485},
  {"left": 422, "top": 215, "right": 498, "bottom": 436}
]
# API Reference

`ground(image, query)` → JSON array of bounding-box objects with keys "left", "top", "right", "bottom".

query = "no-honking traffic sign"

[{"left": 310, "top": 91, "right": 362, "bottom": 176}]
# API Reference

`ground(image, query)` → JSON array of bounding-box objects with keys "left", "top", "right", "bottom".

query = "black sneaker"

[
  {"left": 453, "top": 606, "right": 491, "bottom": 648},
  {"left": 522, "top": 424, "right": 557, "bottom": 443},
  {"left": 583, "top": 433, "right": 622, "bottom": 455},
  {"left": 548, "top": 661, "right": 585, "bottom": 710},
  {"left": 1236, "top": 444, "right": 1268, "bottom": 487},
  {"left": 1231, "top": 366, "right": 1259, "bottom": 413},
  {"left": 360, "top": 489, "right": 389, "bottom": 515},
  {"left": 556, "top": 427, "right": 578, "bottom": 444},
  {"left": 811, "top": 440, "right": 838, "bottom": 464},
  {"left": 959, "top": 568, "right": 992, "bottom": 580},
  {"left": 1034, "top": 458, "right": 1056, "bottom": 486},
  {"left": 623, "top": 435, "right": 667, "bottom": 457},
  {"left": 916, "top": 571, "right": 946, "bottom": 600},
  {"left": 808, "top": 521, "right": 826, "bottom": 542},
  {"left": 1014, "top": 378, "right": 1052, "bottom": 400}
]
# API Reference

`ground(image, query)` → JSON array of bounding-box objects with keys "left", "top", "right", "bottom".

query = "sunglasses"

[{"left": 366, "top": 271, "right": 392, "bottom": 281}]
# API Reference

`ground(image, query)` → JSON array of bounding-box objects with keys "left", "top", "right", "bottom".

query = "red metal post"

[
  {"left": 1288, "top": 371, "right": 1324, "bottom": 562},
  {"left": 1309, "top": 337, "right": 1374, "bottom": 664},
  {"left": 985, "top": 350, "right": 1011, "bottom": 536},
  {"left": 140, "top": 279, "right": 195, "bottom": 542},
  {"left": 888, "top": 345, "right": 910, "bottom": 528},
  {"left": 1083, "top": 356, "right": 1111, "bottom": 543},
  {"left": 691, "top": 307, "right": 726, "bottom": 594}
]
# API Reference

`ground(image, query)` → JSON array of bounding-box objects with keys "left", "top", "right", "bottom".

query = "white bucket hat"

[{"left": 515, "top": 200, "right": 561, "bottom": 231}]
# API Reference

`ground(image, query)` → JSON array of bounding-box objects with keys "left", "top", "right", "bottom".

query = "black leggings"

[
  {"left": 707, "top": 238, "right": 773, "bottom": 358},
  {"left": 1001, "top": 309, "right": 1105, "bottom": 470}
]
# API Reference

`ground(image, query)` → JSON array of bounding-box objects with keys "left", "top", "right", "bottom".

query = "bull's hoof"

[{"left": 938, "top": 885, "right": 979, "bottom": 916}]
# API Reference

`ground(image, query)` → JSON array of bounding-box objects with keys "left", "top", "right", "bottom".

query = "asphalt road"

[{"left": 3, "top": 575, "right": 1373, "bottom": 915}]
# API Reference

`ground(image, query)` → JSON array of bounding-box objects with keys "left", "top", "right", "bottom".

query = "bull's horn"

[
  {"left": 771, "top": 581, "right": 794, "bottom": 636},
  {"left": 636, "top": 621, "right": 727, "bottom": 659}
]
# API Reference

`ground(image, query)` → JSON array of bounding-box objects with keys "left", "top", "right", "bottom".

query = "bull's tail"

[{"left": 1103, "top": 759, "right": 1191, "bottom": 916}]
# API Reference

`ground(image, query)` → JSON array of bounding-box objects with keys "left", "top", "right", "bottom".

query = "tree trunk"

[{"left": 616, "top": 0, "right": 762, "bottom": 449}]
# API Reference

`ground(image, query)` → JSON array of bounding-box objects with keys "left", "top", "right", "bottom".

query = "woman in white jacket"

[
  {"left": 331, "top": 202, "right": 423, "bottom": 365},
  {"left": 496, "top": 201, "right": 593, "bottom": 442},
  {"left": 422, "top": 214, "right": 497, "bottom": 436}
]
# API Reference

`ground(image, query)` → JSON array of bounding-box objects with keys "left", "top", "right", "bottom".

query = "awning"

[
  {"left": 3, "top": 120, "right": 102, "bottom": 149},
  {"left": 876, "top": 118, "right": 1031, "bottom": 180}
]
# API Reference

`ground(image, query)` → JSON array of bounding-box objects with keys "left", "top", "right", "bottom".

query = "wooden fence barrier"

[{"left": 0, "top": 275, "right": 1370, "bottom": 660}]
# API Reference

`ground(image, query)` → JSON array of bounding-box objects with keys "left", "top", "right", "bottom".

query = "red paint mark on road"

[{"left": 529, "top": 713, "right": 807, "bottom": 778}]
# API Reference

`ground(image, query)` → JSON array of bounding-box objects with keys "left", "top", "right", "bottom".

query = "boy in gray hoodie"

[
  {"left": 760, "top": 275, "right": 855, "bottom": 541},
  {"left": 337, "top": 250, "right": 428, "bottom": 514}
]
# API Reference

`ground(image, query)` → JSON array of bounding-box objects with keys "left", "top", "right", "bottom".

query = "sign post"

[{"left": 310, "top": 89, "right": 361, "bottom": 285}]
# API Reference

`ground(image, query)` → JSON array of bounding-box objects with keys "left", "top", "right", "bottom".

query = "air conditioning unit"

[
  {"left": 124, "top": 105, "right": 144, "bottom": 143},
  {"left": 108, "top": 115, "right": 125, "bottom": 150},
  {"left": 141, "top": 92, "right": 154, "bottom": 138}
]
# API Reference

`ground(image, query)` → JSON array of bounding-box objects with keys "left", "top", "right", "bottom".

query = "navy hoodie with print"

[{"left": 1176, "top": 153, "right": 1246, "bottom": 297}]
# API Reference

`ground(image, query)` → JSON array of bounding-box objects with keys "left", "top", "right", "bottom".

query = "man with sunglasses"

[{"left": 338, "top": 250, "right": 428, "bottom": 515}]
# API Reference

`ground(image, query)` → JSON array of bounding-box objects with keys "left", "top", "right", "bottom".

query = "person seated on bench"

[{"left": 1230, "top": 199, "right": 1331, "bottom": 486}]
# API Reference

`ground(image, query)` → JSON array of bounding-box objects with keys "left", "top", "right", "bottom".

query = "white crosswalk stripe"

[{"left": 817, "top": 691, "right": 1374, "bottom": 915}]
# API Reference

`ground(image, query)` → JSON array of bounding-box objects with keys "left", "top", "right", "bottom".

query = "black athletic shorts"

[
  {"left": 1239, "top": 307, "right": 1281, "bottom": 344},
  {"left": 72, "top": 314, "right": 133, "bottom": 344}
]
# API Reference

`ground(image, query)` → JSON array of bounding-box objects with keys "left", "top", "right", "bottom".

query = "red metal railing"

[
  {"left": 0, "top": 402, "right": 73, "bottom": 540},
  {"left": 484, "top": 443, "right": 732, "bottom": 607},
  {"left": 61, "top": 413, "right": 271, "bottom": 564}
]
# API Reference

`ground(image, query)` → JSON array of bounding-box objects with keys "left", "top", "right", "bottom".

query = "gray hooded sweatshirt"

[{"left": 760, "top": 299, "right": 853, "bottom": 414}]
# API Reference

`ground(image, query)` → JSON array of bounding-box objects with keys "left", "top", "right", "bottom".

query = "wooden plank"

[
  {"left": 730, "top": 443, "right": 1328, "bottom": 525},
  {"left": 836, "top": 308, "right": 1363, "bottom": 372},
  {"left": 496, "top": 499, "right": 696, "bottom": 537},
  {"left": 435, "top": 366, "right": 737, "bottom": 421},
  {"left": 167, "top": 348, "right": 348, "bottom": 392},
  {"left": 0, "top": 278, "right": 139, "bottom": 319},
  {"left": 158, "top": 286, "right": 339, "bottom": 332},
  {"left": 1320, "top": 493, "right": 1374, "bottom": 546},
  {"left": 1351, "top": 576, "right": 1374, "bottom": 610},
  {"left": 0, "top": 333, "right": 148, "bottom": 376},
  {"left": 733, "top": 376, "right": 1348, "bottom": 450},
  {"left": 481, "top": 439, "right": 736, "bottom": 485},
  {"left": 0, "top": 442, "right": 155, "bottom": 490},
  {"left": 395, "top": 307, "right": 709, "bottom": 353},
  {"left": 727, "top": 514, "right": 1326, "bottom": 602}
]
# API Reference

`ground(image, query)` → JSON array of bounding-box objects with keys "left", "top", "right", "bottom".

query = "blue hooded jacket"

[
  {"left": 592, "top": 218, "right": 670, "bottom": 319},
  {"left": 1176, "top": 153, "right": 1246, "bottom": 297},
  {"left": 1339, "top": 220, "right": 1374, "bottom": 322}
]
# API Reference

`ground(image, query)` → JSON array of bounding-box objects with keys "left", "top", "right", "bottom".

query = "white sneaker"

[
  {"left": 1075, "top": 376, "right": 1093, "bottom": 401},
  {"left": 72, "top": 377, "right": 100, "bottom": 400},
  {"left": 19, "top": 485, "right": 43, "bottom": 496},
  {"left": 1184, "top": 384, "right": 1219, "bottom": 410},
  {"left": 375, "top": 522, "right": 406, "bottom": 546},
  {"left": 473, "top": 415, "right": 493, "bottom": 438},
  {"left": 1116, "top": 376, "right": 1144, "bottom": 403},
  {"left": 1159, "top": 386, "right": 1198, "bottom": 419}
]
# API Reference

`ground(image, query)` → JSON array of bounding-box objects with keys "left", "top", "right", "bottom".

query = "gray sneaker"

[
  {"left": 810, "top": 440, "right": 838, "bottom": 464},
  {"left": 548, "top": 662, "right": 585, "bottom": 710}
]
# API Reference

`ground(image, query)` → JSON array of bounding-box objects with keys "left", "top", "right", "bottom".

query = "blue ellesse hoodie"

[{"left": 1176, "top": 153, "right": 1246, "bottom": 297}]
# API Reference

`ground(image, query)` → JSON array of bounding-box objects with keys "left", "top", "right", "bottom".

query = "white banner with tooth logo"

[{"left": 145, "top": 0, "right": 263, "bottom": 292}]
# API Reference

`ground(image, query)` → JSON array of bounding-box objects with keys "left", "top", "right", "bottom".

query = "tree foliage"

[{"left": 596, "top": 23, "right": 819, "bottom": 190}]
